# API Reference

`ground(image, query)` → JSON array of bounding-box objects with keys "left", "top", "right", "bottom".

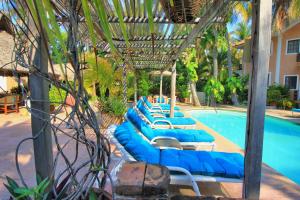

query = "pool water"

[{"left": 190, "top": 110, "right": 300, "bottom": 185}]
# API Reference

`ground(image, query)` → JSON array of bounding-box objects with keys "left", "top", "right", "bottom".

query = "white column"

[
  {"left": 275, "top": 34, "right": 282, "bottom": 84},
  {"left": 170, "top": 62, "right": 176, "bottom": 118}
]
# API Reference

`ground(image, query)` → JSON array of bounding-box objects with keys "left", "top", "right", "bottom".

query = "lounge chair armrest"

[
  {"left": 167, "top": 166, "right": 201, "bottom": 197},
  {"left": 152, "top": 119, "right": 174, "bottom": 129},
  {"left": 150, "top": 136, "right": 182, "bottom": 150}
]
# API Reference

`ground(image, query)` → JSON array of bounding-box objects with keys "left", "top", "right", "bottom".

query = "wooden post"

[
  {"left": 29, "top": 35, "right": 53, "bottom": 183},
  {"left": 243, "top": 0, "right": 272, "bottom": 199},
  {"left": 159, "top": 71, "right": 163, "bottom": 103},
  {"left": 169, "top": 62, "right": 176, "bottom": 118},
  {"left": 134, "top": 73, "right": 137, "bottom": 104}
]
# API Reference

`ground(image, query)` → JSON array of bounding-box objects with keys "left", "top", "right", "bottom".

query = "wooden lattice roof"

[{"left": 51, "top": 0, "right": 235, "bottom": 70}]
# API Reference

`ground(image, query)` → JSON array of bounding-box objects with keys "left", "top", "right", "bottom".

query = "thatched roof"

[{"left": 0, "top": 14, "right": 25, "bottom": 76}]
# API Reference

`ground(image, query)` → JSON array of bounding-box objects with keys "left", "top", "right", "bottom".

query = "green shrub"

[
  {"left": 204, "top": 78, "right": 225, "bottom": 103},
  {"left": 267, "top": 89, "right": 281, "bottom": 105},
  {"left": 267, "top": 85, "right": 291, "bottom": 108},
  {"left": 277, "top": 98, "right": 294, "bottom": 110},
  {"left": 49, "top": 87, "right": 67, "bottom": 105},
  {"left": 97, "top": 96, "right": 126, "bottom": 117}
]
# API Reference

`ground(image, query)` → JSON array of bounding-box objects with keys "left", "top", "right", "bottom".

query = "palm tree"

[
  {"left": 182, "top": 48, "right": 201, "bottom": 106},
  {"left": 200, "top": 28, "right": 220, "bottom": 79},
  {"left": 233, "top": 22, "right": 251, "bottom": 41},
  {"left": 84, "top": 54, "right": 114, "bottom": 97}
]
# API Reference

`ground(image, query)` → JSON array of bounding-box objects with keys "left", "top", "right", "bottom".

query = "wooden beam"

[
  {"left": 116, "top": 43, "right": 180, "bottom": 48},
  {"left": 243, "top": 0, "right": 272, "bottom": 199},
  {"left": 112, "top": 34, "right": 188, "bottom": 41},
  {"left": 169, "top": 62, "right": 176, "bottom": 118},
  {"left": 30, "top": 36, "right": 53, "bottom": 183}
]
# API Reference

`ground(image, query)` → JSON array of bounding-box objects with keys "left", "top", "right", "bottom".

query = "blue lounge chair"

[
  {"left": 136, "top": 102, "right": 196, "bottom": 129},
  {"left": 141, "top": 96, "right": 180, "bottom": 111},
  {"left": 137, "top": 100, "right": 185, "bottom": 117},
  {"left": 292, "top": 108, "right": 300, "bottom": 115},
  {"left": 110, "top": 122, "right": 244, "bottom": 196},
  {"left": 126, "top": 108, "right": 215, "bottom": 150}
]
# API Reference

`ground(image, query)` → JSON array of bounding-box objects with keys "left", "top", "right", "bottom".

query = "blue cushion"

[
  {"left": 160, "top": 150, "right": 244, "bottom": 178},
  {"left": 137, "top": 103, "right": 155, "bottom": 122},
  {"left": 114, "top": 122, "right": 160, "bottom": 164},
  {"left": 155, "top": 129, "right": 214, "bottom": 143},
  {"left": 127, "top": 108, "right": 156, "bottom": 140},
  {"left": 153, "top": 117, "right": 196, "bottom": 126},
  {"left": 165, "top": 112, "right": 184, "bottom": 117},
  {"left": 159, "top": 104, "right": 180, "bottom": 110},
  {"left": 156, "top": 97, "right": 165, "bottom": 103}
]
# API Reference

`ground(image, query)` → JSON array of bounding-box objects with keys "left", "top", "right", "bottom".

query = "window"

[
  {"left": 287, "top": 39, "right": 300, "bottom": 54},
  {"left": 284, "top": 75, "right": 298, "bottom": 90}
]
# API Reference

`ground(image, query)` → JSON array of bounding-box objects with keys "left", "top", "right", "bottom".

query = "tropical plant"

[
  {"left": 4, "top": 176, "right": 50, "bottom": 200},
  {"left": 238, "top": 75, "right": 249, "bottom": 104},
  {"left": 204, "top": 78, "right": 225, "bottom": 105},
  {"left": 200, "top": 28, "right": 219, "bottom": 79},
  {"left": 49, "top": 86, "right": 67, "bottom": 105},
  {"left": 137, "top": 71, "right": 151, "bottom": 96},
  {"left": 233, "top": 22, "right": 251, "bottom": 41},
  {"left": 84, "top": 53, "right": 114, "bottom": 97},
  {"left": 226, "top": 77, "right": 243, "bottom": 105},
  {"left": 277, "top": 98, "right": 294, "bottom": 110},
  {"left": 97, "top": 96, "right": 126, "bottom": 117},
  {"left": 181, "top": 48, "right": 201, "bottom": 106},
  {"left": 267, "top": 85, "right": 291, "bottom": 107}
]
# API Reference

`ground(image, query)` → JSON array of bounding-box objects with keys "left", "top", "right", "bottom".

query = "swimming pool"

[{"left": 190, "top": 110, "right": 300, "bottom": 185}]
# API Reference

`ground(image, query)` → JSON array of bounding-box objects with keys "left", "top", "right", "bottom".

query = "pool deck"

[
  {"left": 1, "top": 105, "right": 300, "bottom": 199},
  {"left": 176, "top": 103, "right": 300, "bottom": 199}
]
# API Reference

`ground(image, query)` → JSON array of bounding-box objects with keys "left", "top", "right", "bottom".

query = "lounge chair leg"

[{"left": 167, "top": 166, "right": 201, "bottom": 196}]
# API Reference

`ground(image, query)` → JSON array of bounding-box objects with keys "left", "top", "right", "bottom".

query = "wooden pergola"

[{"left": 22, "top": 0, "right": 272, "bottom": 199}]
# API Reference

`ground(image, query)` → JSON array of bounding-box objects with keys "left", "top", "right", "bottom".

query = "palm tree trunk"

[
  {"left": 212, "top": 29, "right": 219, "bottom": 79},
  {"left": 190, "top": 82, "right": 201, "bottom": 106},
  {"left": 225, "top": 28, "right": 239, "bottom": 105},
  {"left": 225, "top": 28, "right": 233, "bottom": 77},
  {"left": 232, "top": 93, "right": 239, "bottom": 105}
]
